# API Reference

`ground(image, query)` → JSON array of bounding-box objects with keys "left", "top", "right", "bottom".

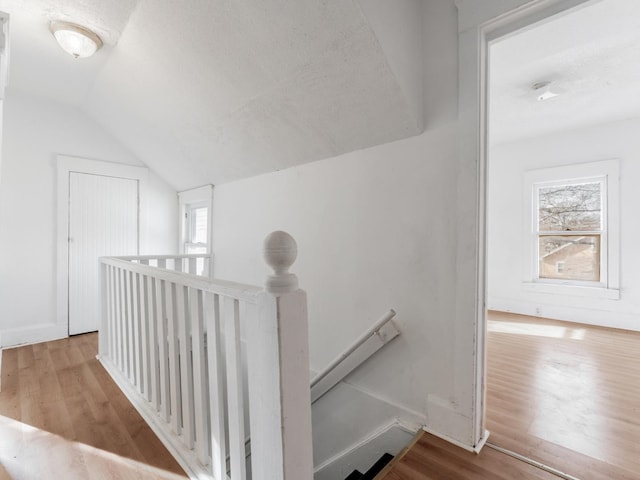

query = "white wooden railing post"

[{"left": 248, "top": 231, "right": 314, "bottom": 480}]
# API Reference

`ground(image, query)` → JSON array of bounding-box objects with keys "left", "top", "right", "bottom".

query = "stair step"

[
  {"left": 344, "top": 470, "right": 364, "bottom": 480},
  {"left": 362, "top": 453, "right": 394, "bottom": 479},
  {"left": 344, "top": 453, "right": 394, "bottom": 480}
]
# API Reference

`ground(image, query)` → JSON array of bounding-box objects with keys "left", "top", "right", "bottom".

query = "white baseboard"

[
  {"left": 425, "top": 394, "right": 478, "bottom": 449},
  {"left": 421, "top": 425, "right": 490, "bottom": 454},
  {"left": 488, "top": 297, "right": 640, "bottom": 332},
  {"left": 475, "top": 429, "right": 491, "bottom": 453},
  {"left": 314, "top": 420, "right": 418, "bottom": 480},
  {"left": 0, "top": 323, "right": 68, "bottom": 348}
]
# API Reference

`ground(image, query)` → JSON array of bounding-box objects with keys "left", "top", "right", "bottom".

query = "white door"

[{"left": 68, "top": 172, "right": 139, "bottom": 335}]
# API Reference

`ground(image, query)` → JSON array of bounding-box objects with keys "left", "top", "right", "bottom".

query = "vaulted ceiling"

[{"left": 0, "top": 0, "right": 424, "bottom": 190}]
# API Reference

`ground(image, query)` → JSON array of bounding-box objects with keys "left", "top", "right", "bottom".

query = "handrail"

[
  {"left": 311, "top": 309, "right": 397, "bottom": 389},
  {"left": 115, "top": 253, "right": 212, "bottom": 261},
  {"left": 100, "top": 256, "right": 261, "bottom": 304}
]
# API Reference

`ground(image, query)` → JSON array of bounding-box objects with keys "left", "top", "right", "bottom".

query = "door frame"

[
  {"left": 454, "top": 0, "right": 595, "bottom": 447},
  {"left": 56, "top": 155, "right": 148, "bottom": 335}
]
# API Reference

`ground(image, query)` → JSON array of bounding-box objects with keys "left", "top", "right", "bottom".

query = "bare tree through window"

[{"left": 537, "top": 181, "right": 602, "bottom": 282}]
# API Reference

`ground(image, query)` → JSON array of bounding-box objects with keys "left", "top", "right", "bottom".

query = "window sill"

[{"left": 522, "top": 282, "right": 620, "bottom": 300}]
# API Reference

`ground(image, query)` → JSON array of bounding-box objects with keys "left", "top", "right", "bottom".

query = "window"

[
  {"left": 185, "top": 204, "right": 209, "bottom": 254},
  {"left": 535, "top": 179, "right": 603, "bottom": 283},
  {"left": 178, "top": 186, "right": 213, "bottom": 275},
  {"left": 523, "top": 160, "right": 619, "bottom": 297}
]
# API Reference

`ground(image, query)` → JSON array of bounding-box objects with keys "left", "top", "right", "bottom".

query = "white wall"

[
  {"left": 488, "top": 117, "right": 640, "bottom": 331},
  {"left": 212, "top": 1, "right": 478, "bottom": 459},
  {"left": 214, "top": 125, "right": 460, "bottom": 463},
  {"left": 0, "top": 89, "right": 177, "bottom": 346}
]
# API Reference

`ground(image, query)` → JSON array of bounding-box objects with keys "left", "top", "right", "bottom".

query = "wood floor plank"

[
  {"left": 382, "top": 313, "right": 640, "bottom": 479},
  {"left": 0, "top": 348, "right": 19, "bottom": 420},
  {"left": 380, "top": 432, "right": 559, "bottom": 479},
  {"left": 0, "top": 333, "right": 187, "bottom": 479},
  {"left": 486, "top": 312, "right": 640, "bottom": 480},
  {"left": 0, "top": 463, "right": 11, "bottom": 480}
]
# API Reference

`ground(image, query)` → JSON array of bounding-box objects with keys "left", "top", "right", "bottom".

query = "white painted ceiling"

[
  {"left": 489, "top": 0, "right": 640, "bottom": 146},
  {"left": 0, "top": 0, "right": 422, "bottom": 190}
]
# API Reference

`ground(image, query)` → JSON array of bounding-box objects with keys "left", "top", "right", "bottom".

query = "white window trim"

[
  {"left": 534, "top": 175, "right": 606, "bottom": 286},
  {"left": 522, "top": 159, "right": 620, "bottom": 299},
  {"left": 178, "top": 185, "right": 213, "bottom": 254}
]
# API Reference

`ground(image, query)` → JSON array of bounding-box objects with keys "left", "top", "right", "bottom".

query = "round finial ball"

[{"left": 263, "top": 231, "right": 298, "bottom": 274}]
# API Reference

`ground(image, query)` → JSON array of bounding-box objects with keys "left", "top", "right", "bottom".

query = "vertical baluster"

[
  {"left": 207, "top": 293, "right": 227, "bottom": 478},
  {"left": 166, "top": 282, "right": 181, "bottom": 435},
  {"left": 225, "top": 296, "right": 246, "bottom": 480},
  {"left": 147, "top": 272, "right": 159, "bottom": 407},
  {"left": 132, "top": 272, "right": 143, "bottom": 392},
  {"left": 190, "top": 288, "right": 208, "bottom": 465},
  {"left": 116, "top": 267, "right": 125, "bottom": 372},
  {"left": 175, "top": 257, "right": 183, "bottom": 273},
  {"left": 121, "top": 269, "right": 127, "bottom": 375},
  {"left": 123, "top": 270, "right": 130, "bottom": 377},
  {"left": 106, "top": 266, "right": 112, "bottom": 361},
  {"left": 99, "top": 262, "right": 109, "bottom": 358},
  {"left": 156, "top": 277, "right": 170, "bottom": 422},
  {"left": 125, "top": 270, "right": 135, "bottom": 381},
  {"left": 130, "top": 272, "right": 139, "bottom": 388},
  {"left": 188, "top": 257, "right": 197, "bottom": 275},
  {"left": 139, "top": 269, "right": 150, "bottom": 400},
  {"left": 104, "top": 264, "right": 113, "bottom": 360},
  {"left": 110, "top": 266, "right": 117, "bottom": 363},
  {"left": 177, "top": 284, "right": 195, "bottom": 448}
]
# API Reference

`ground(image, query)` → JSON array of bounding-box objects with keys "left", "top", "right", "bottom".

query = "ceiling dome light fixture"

[
  {"left": 50, "top": 21, "right": 103, "bottom": 59},
  {"left": 532, "top": 81, "right": 559, "bottom": 101}
]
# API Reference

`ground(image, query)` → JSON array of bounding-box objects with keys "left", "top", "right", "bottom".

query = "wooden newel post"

[{"left": 248, "top": 231, "right": 314, "bottom": 480}]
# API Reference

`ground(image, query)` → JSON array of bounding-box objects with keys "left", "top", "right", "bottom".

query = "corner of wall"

[{"left": 425, "top": 394, "right": 475, "bottom": 448}]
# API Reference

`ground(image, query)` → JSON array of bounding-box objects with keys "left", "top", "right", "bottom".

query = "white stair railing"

[
  {"left": 98, "top": 231, "right": 313, "bottom": 480},
  {"left": 114, "top": 253, "right": 213, "bottom": 277}
]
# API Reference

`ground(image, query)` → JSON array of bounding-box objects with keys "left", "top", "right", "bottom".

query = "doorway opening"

[{"left": 485, "top": 0, "right": 640, "bottom": 477}]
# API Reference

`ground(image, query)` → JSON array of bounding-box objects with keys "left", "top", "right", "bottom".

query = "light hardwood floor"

[
  {"left": 378, "top": 432, "right": 560, "bottom": 479},
  {"left": 2, "top": 315, "right": 638, "bottom": 479},
  {"left": 381, "top": 312, "right": 640, "bottom": 479},
  {"left": 486, "top": 311, "right": 640, "bottom": 480},
  {"left": 0, "top": 333, "right": 187, "bottom": 479}
]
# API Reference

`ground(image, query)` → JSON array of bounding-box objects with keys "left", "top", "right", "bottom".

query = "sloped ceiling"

[
  {"left": 490, "top": 0, "right": 640, "bottom": 146},
  {"left": 0, "top": 0, "right": 423, "bottom": 190}
]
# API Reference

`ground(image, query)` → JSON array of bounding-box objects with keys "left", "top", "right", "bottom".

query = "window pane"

[
  {"left": 185, "top": 244, "right": 207, "bottom": 255},
  {"left": 538, "top": 182, "right": 601, "bottom": 231},
  {"left": 539, "top": 235, "right": 600, "bottom": 282},
  {"left": 191, "top": 207, "right": 208, "bottom": 244}
]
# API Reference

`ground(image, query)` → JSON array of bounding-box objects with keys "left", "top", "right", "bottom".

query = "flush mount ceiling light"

[
  {"left": 50, "top": 21, "right": 103, "bottom": 58},
  {"left": 532, "top": 81, "right": 559, "bottom": 101}
]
